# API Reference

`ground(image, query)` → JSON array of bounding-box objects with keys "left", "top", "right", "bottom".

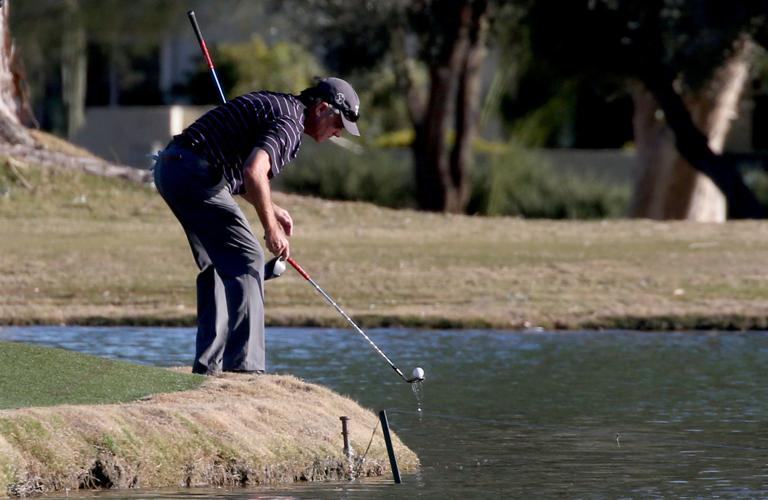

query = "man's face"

[{"left": 306, "top": 103, "right": 344, "bottom": 142}]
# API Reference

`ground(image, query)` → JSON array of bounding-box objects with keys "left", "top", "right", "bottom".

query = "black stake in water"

[
  {"left": 378, "top": 410, "right": 402, "bottom": 484},
  {"left": 340, "top": 416, "right": 351, "bottom": 458}
]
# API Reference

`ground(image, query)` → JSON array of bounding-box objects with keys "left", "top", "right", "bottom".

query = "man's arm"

[{"left": 241, "top": 148, "right": 289, "bottom": 258}]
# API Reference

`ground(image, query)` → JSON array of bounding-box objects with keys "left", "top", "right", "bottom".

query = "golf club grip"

[
  {"left": 187, "top": 11, "right": 214, "bottom": 69},
  {"left": 287, "top": 258, "right": 311, "bottom": 280}
]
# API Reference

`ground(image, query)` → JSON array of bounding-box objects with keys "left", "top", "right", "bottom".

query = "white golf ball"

[
  {"left": 412, "top": 367, "right": 425, "bottom": 380},
  {"left": 273, "top": 258, "right": 286, "bottom": 276}
]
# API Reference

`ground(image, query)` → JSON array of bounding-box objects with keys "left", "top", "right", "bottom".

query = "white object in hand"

[
  {"left": 273, "top": 258, "right": 286, "bottom": 277},
  {"left": 412, "top": 367, "right": 425, "bottom": 380}
]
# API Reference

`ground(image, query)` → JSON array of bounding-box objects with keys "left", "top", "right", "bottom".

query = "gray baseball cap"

[{"left": 312, "top": 77, "right": 360, "bottom": 136}]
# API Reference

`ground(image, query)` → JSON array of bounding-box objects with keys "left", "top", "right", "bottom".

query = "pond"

[{"left": 1, "top": 326, "right": 767, "bottom": 498}]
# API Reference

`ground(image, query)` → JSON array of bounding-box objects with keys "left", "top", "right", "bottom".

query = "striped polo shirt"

[{"left": 178, "top": 91, "right": 305, "bottom": 194}]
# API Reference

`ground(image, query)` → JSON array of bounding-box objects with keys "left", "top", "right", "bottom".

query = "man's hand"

[
  {"left": 241, "top": 148, "right": 291, "bottom": 258},
  {"left": 273, "top": 204, "right": 293, "bottom": 237},
  {"left": 265, "top": 225, "right": 290, "bottom": 259}
]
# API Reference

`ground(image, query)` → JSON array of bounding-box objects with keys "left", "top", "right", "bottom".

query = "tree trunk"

[
  {"left": 0, "top": 0, "right": 34, "bottom": 146},
  {"left": 409, "top": 0, "right": 489, "bottom": 213},
  {"left": 61, "top": 0, "right": 87, "bottom": 137},
  {"left": 447, "top": 0, "right": 488, "bottom": 213},
  {"left": 632, "top": 42, "right": 763, "bottom": 220},
  {"left": 630, "top": 84, "right": 727, "bottom": 220}
]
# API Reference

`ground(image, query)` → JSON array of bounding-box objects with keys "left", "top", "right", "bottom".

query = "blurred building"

[
  {"left": 69, "top": 5, "right": 280, "bottom": 167},
  {"left": 70, "top": 105, "right": 210, "bottom": 168}
]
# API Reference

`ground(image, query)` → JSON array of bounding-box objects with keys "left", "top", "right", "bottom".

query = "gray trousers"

[{"left": 153, "top": 143, "right": 265, "bottom": 374}]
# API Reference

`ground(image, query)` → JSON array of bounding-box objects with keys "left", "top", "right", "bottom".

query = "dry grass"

[
  {"left": 0, "top": 372, "right": 417, "bottom": 496},
  {"left": 2, "top": 163, "right": 768, "bottom": 329},
  {"left": 29, "top": 130, "right": 104, "bottom": 161}
]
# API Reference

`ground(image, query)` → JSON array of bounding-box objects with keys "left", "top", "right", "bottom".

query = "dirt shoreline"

[{"left": 0, "top": 373, "right": 418, "bottom": 497}]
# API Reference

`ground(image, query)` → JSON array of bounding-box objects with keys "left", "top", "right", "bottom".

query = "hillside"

[{"left": 2, "top": 154, "right": 768, "bottom": 330}]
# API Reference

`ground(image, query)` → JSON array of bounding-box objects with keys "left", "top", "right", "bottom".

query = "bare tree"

[
  {"left": 525, "top": 0, "right": 768, "bottom": 220},
  {"left": 630, "top": 42, "right": 753, "bottom": 221},
  {"left": 0, "top": 0, "right": 34, "bottom": 146}
]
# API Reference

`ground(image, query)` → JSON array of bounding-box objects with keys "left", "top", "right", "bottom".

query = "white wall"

[{"left": 70, "top": 106, "right": 210, "bottom": 168}]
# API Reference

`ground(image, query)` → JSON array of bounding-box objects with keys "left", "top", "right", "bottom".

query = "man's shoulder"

[
  {"left": 239, "top": 91, "right": 304, "bottom": 123},
  {"left": 243, "top": 91, "right": 300, "bottom": 108}
]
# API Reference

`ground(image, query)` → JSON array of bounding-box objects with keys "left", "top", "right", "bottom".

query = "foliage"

[
  {"left": 273, "top": 142, "right": 415, "bottom": 209},
  {"left": 276, "top": 0, "right": 534, "bottom": 212},
  {"left": 743, "top": 168, "right": 768, "bottom": 206},
  {"left": 178, "top": 35, "right": 325, "bottom": 104},
  {"left": 469, "top": 144, "right": 630, "bottom": 219},
  {"left": 347, "top": 65, "right": 417, "bottom": 140},
  {"left": 272, "top": 141, "right": 629, "bottom": 219},
  {"left": 217, "top": 37, "right": 323, "bottom": 97},
  {"left": 504, "top": 81, "right": 577, "bottom": 148},
  {"left": 525, "top": 0, "right": 768, "bottom": 90}
]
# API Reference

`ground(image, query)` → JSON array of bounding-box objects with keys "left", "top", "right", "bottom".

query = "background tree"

[
  {"left": 11, "top": 0, "right": 186, "bottom": 137},
  {"left": 181, "top": 36, "right": 323, "bottom": 104},
  {"left": 0, "top": 0, "right": 33, "bottom": 146},
  {"left": 525, "top": 0, "right": 768, "bottom": 220},
  {"left": 284, "top": 0, "right": 524, "bottom": 213},
  {"left": 0, "top": 0, "right": 149, "bottom": 183}
]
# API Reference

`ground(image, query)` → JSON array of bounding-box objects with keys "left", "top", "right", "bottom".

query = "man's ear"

[{"left": 314, "top": 101, "right": 330, "bottom": 116}]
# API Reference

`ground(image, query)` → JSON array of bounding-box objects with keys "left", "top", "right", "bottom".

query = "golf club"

[
  {"left": 187, "top": 9, "right": 283, "bottom": 281},
  {"left": 186, "top": 11, "right": 424, "bottom": 384},
  {"left": 287, "top": 258, "right": 424, "bottom": 384},
  {"left": 187, "top": 11, "right": 227, "bottom": 104}
]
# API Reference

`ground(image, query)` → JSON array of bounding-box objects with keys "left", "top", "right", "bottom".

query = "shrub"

[
  {"left": 273, "top": 141, "right": 415, "bottom": 209},
  {"left": 469, "top": 144, "right": 630, "bottom": 218},
  {"left": 218, "top": 37, "right": 323, "bottom": 97},
  {"left": 276, "top": 141, "right": 629, "bottom": 218},
  {"left": 743, "top": 168, "right": 768, "bottom": 207}
]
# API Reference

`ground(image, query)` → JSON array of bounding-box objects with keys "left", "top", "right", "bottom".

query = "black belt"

[{"left": 170, "top": 135, "right": 204, "bottom": 155}]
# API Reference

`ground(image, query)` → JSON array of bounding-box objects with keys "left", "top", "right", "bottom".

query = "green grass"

[{"left": 0, "top": 341, "right": 203, "bottom": 409}]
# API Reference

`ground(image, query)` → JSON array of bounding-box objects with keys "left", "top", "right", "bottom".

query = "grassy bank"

[
  {"left": 2, "top": 160, "right": 768, "bottom": 330},
  {"left": 0, "top": 343, "right": 417, "bottom": 496},
  {"left": 0, "top": 341, "right": 202, "bottom": 409}
]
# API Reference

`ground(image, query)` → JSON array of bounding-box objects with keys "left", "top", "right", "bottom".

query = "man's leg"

[
  {"left": 186, "top": 232, "right": 229, "bottom": 375},
  {"left": 221, "top": 263, "right": 265, "bottom": 371},
  {"left": 188, "top": 225, "right": 264, "bottom": 372},
  {"left": 154, "top": 146, "right": 264, "bottom": 373},
  {"left": 172, "top": 188, "right": 266, "bottom": 372}
]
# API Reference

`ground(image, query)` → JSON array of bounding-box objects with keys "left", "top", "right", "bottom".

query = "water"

[
  {"left": 411, "top": 381, "right": 424, "bottom": 415},
  {"left": 1, "top": 326, "right": 767, "bottom": 498}
]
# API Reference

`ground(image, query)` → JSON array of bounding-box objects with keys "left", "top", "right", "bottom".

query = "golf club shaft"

[
  {"left": 187, "top": 10, "right": 227, "bottom": 104},
  {"left": 287, "top": 258, "right": 411, "bottom": 383}
]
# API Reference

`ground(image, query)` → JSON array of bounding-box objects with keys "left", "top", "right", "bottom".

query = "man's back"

[{"left": 179, "top": 91, "right": 306, "bottom": 193}]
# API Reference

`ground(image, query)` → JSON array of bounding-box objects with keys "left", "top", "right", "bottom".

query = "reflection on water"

[{"left": 1, "top": 326, "right": 767, "bottom": 498}]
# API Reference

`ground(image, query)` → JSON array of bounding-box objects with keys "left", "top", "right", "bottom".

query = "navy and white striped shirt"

[{"left": 178, "top": 91, "right": 306, "bottom": 194}]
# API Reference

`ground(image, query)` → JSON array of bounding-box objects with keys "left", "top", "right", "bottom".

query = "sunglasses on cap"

[{"left": 329, "top": 104, "right": 359, "bottom": 123}]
